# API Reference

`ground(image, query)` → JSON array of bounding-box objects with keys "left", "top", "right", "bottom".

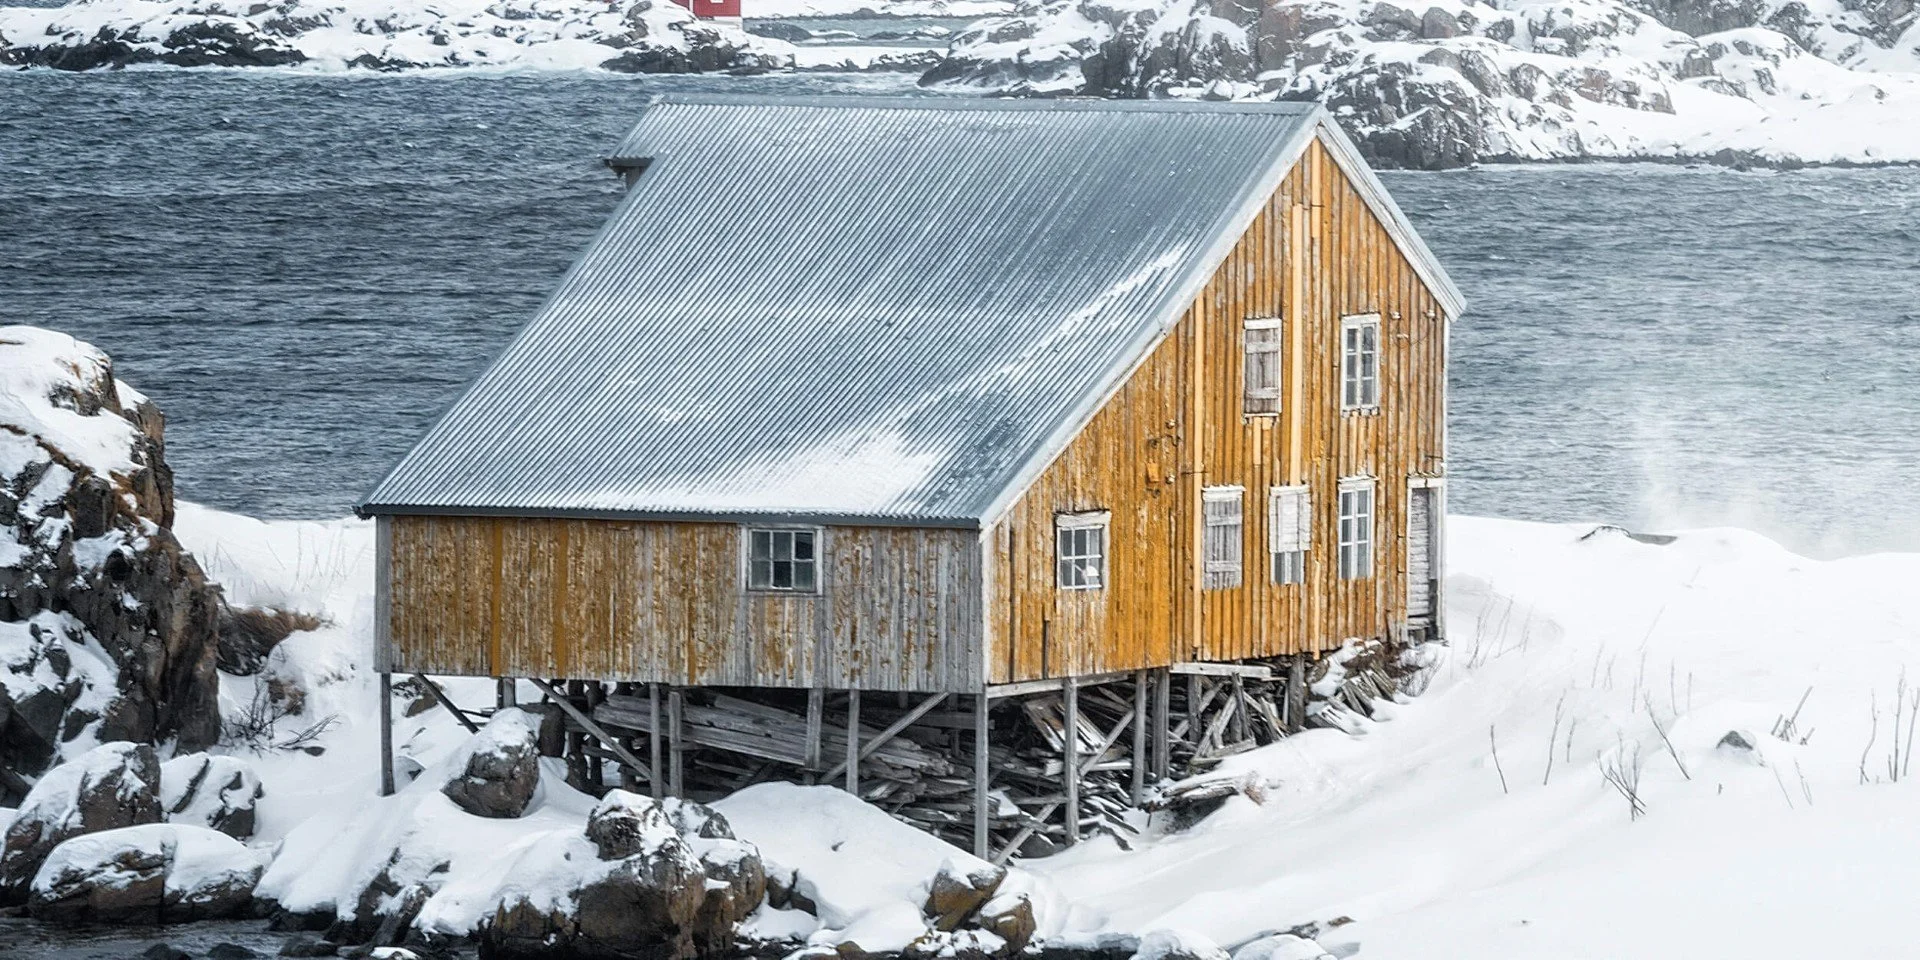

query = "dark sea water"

[{"left": 3, "top": 70, "right": 1919, "bottom": 558}]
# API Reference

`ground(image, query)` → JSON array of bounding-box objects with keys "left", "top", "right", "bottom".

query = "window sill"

[
  {"left": 746, "top": 589, "right": 822, "bottom": 597},
  {"left": 1340, "top": 407, "right": 1382, "bottom": 417}
]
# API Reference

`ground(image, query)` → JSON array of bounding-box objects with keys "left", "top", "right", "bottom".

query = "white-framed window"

[
  {"left": 1268, "top": 485, "right": 1311, "bottom": 585},
  {"left": 747, "top": 527, "right": 819, "bottom": 593},
  {"left": 1202, "top": 486, "right": 1244, "bottom": 590},
  {"left": 1341, "top": 314, "right": 1381, "bottom": 413},
  {"left": 1243, "top": 317, "right": 1283, "bottom": 415},
  {"left": 1337, "top": 477, "right": 1375, "bottom": 580},
  {"left": 1056, "top": 511, "right": 1109, "bottom": 591}
]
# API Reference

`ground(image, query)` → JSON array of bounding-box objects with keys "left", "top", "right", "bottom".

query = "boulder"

[
  {"left": 977, "top": 892, "right": 1036, "bottom": 953},
  {"left": 0, "top": 328, "right": 221, "bottom": 798},
  {"left": 441, "top": 707, "right": 541, "bottom": 819},
  {"left": 585, "top": 790, "right": 679, "bottom": 860},
  {"left": 923, "top": 858, "right": 1007, "bottom": 932},
  {"left": 26, "top": 822, "right": 262, "bottom": 924},
  {"left": 687, "top": 834, "right": 766, "bottom": 954},
  {"left": 162, "top": 754, "right": 265, "bottom": 839},
  {"left": 0, "top": 740, "right": 162, "bottom": 903}
]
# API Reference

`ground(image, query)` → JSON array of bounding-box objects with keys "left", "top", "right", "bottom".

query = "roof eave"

[{"left": 355, "top": 502, "right": 983, "bottom": 530}]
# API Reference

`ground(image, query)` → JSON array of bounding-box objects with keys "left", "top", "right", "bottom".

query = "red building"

[{"left": 672, "top": 0, "right": 742, "bottom": 19}]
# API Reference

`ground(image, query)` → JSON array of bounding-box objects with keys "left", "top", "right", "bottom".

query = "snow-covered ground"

[
  {"left": 1036, "top": 518, "right": 1920, "bottom": 957},
  {"left": 154, "top": 503, "right": 1920, "bottom": 955}
]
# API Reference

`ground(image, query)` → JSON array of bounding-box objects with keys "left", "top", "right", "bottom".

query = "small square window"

[
  {"left": 1056, "top": 512, "right": 1108, "bottom": 590},
  {"left": 747, "top": 527, "right": 819, "bottom": 593}
]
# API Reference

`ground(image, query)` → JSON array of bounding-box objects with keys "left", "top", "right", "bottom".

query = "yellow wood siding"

[
  {"left": 984, "top": 137, "right": 1448, "bottom": 682},
  {"left": 384, "top": 517, "right": 983, "bottom": 692}
]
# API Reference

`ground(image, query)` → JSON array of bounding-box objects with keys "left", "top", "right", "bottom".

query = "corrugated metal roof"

[{"left": 362, "top": 95, "right": 1456, "bottom": 526}]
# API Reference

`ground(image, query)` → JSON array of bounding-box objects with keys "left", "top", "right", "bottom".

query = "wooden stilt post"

[
  {"left": 973, "top": 692, "right": 990, "bottom": 859},
  {"left": 1130, "top": 669, "right": 1148, "bottom": 805},
  {"left": 1186, "top": 674, "right": 1202, "bottom": 746},
  {"left": 497, "top": 677, "right": 516, "bottom": 709},
  {"left": 844, "top": 689, "right": 861, "bottom": 795},
  {"left": 648, "top": 683, "right": 664, "bottom": 800},
  {"left": 1230, "top": 674, "right": 1247, "bottom": 744},
  {"left": 1152, "top": 667, "right": 1171, "bottom": 779},
  {"left": 1287, "top": 655, "right": 1308, "bottom": 734},
  {"left": 586, "top": 682, "right": 606, "bottom": 788},
  {"left": 667, "top": 686, "right": 685, "bottom": 798},
  {"left": 378, "top": 672, "right": 395, "bottom": 797},
  {"left": 804, "top": 687, "right": 824, "bottom": 779},
  {"left": 1063, "top": 677, "right": 1079, "bottom": 845}
]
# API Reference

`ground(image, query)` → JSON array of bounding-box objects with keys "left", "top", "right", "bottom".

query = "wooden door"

[{"left": 1407, "top": 484, "right": 1439, "bottom": 625}]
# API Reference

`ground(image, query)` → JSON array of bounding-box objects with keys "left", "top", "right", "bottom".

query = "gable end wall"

[{"left": 983, "top": 137, "right": 1449, "bottom": 682}]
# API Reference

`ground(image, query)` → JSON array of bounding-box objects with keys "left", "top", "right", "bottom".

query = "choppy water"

[{"left": 3, "top": 70, "right": 1919, "bottom": 558}]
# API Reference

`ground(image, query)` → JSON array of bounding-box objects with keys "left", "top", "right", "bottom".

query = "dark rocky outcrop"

[
  {"left": 0, "top": 740, "right": 163, "bottom": 904},
  {"left": 924, "top": 860, "right": 1007, "bottom": 932},
  {"left": 0, "top": 328, "right": 222, "bottom": 799}
]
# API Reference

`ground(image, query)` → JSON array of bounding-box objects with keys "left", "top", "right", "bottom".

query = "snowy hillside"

[
  {"left": 142, "top": 503, "right": 1920, "bottom": 955},
  {"left": 0, "top": 0, "right": 790, "bottom": 71},
  {"left": 922, "top": 0, "right": 1920, "bottom": 167}
]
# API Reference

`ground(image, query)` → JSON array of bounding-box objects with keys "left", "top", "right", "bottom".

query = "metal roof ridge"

[{"left": 638, "top": 93, "right": 1326, "bottom": 115}]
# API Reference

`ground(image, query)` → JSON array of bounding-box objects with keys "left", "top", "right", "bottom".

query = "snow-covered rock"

[
  {"left": 922, "top": 0, "right": 1920, "bottom": 167},
  {"left": 0, "top": 0, "right": 792, "bottom": 72},
  {"left": 1230, "top": 934, "right": 1335, "bottom": 960},
  {"left": 0, "top": 740, "right": 162, "bottom": 904},
  {"left": 27, "top": 821, "right": 264, "bottom": 924},
  {"left": 440, "top": 707, "right": 541, "bottom": 820},
  {"left": 0, "top": 326, "right": 222, "bottom": 791},
  {"left": 161, "top": 754, "right": 265, "bottom": 840}
]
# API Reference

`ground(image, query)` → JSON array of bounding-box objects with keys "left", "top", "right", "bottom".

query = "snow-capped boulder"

[
  {"left": 977, "top": 891, "right": 1036, "bottom": 953},
  {"left": 484, "top": 790, "right": 712, "bottom": 959},
  {"left": 924, "top": 858, "right": 1007, "bottom": 932},
  {"left": 441, "top": 707, "right": 541, "bottom": 820},
  {"left": 1230, "top": 933, "right": 1336, "bottom": 960},
  {"left": 0, "top": 741, "right": 161, "bottom": 904},
  {"left": 161, "top": 754, "right": 265, "bottom": 840},
  {"left": 26, "top": 822, "right": 263, "bottom": 924},
  {"left": 1133, "top": 929, "right": 1230, "bottom": 960},
  {"left": 0, "top": 327, "right": 221, "bottom": 792},
  {"left": 0, "top": 0, "right": 790, "bottom": 73}
]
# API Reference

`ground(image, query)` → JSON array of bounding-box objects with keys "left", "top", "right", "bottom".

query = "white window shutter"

[
  {"left": 1269, "top": 486, "right": 1310, "bottom": 553},
  {"left": 1296, "top": 488, "right": 1312, "bottom": 551}
]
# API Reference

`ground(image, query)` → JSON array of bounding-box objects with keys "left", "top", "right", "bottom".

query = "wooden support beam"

[
  {"left": 804, "top": 687, "right": 824, "bottom": 773},
  {"left": 1230, "top": 674, "right": 1248, "bottom": 744},
  {"left": 668, "top": 686, "right": 685, "bottom": 798},
  {"left": 995, "top": 800, "right": 1060, "bottom": 866},
  {"left": 379, "top": 672, "right": 395, "bottom": 797},
  {"left": 844, "top": 689, "right": 861, "bottom": 794},
  {"left": 1169, "top": 661, "right": 1275, "bottom": 680},
  {"left": 821, "top": 692, "right": 949, "bottom": 783},
  {"left": 973, "top": 693, "right": 990, "bottom": 859},
  {"left": 985, "top": 670, "right": 1131, "bottom": 699},
  {"left": 496, "top": 677, "right": 516, "bottom": 709},
  {"left": 1151, "top": 667, "right": 1171, "bottom": 780},
  {"left": 1130, "top": 670, "right": 1148, "bottom": 805},
  {"left": 1186, "top": 674, "right": 1203, "bottom": 745},
  {"left": 1063, "top": 677, "right": 1079, "bottom": 845},
  {"left": 527, "top": 678, "right": 654, "bottom": 784},
  {"left": 412, "top": 673, "right": 480, "bottom": 734},
  {"left": 648, "top": 683, "right": 664, "bottom": 800}
]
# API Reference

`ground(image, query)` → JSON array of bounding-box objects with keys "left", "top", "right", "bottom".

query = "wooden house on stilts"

[{"left": 360, "top": 95, "right": 1464, "bottom": 860}]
